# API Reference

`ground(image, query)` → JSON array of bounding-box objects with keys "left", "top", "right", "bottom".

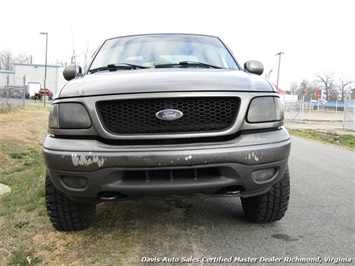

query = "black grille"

[
  {"left": 122, "top": 168, "right": 221, "bottom": 183},
  {"left": 96, "top": 97, "right": 240, "bottom": 134}
]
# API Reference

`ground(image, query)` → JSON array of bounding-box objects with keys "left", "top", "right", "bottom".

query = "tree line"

[
  {"left": 287, "top": 72, "right": 354, "bottom": 101},
  {"left": 0, "top": 50, "right": 33, "bottom": 70},
  {"left": 0, "top": 45, "right": 90, "bottom": 71}
]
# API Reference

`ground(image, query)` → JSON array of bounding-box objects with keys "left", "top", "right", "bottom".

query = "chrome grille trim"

[{"left": 96, "top": 97, "right": 240, "bottom": 135}]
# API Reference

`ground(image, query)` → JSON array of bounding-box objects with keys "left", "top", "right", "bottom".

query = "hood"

[{"left": 58, "top": 68, "right": 274, "bottom": 98}]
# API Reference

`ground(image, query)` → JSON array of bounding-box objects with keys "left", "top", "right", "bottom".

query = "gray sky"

[{"left": 0, "top": 0, "right": 354, "bottom": 90}]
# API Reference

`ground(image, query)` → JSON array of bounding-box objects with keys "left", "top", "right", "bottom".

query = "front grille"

[{"left": 96, "top": 97, "right": 240, "bottom": 134}]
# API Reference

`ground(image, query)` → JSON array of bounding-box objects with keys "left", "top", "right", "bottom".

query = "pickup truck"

[{"left": 43, "top": 33, "right": 291, "bottom": 231}]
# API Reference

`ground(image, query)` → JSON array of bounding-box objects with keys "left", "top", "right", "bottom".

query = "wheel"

[
  {"left": 45, "top": 173, "right": 96, "bottom": 231},
  {"left": 241, "top": 167, "right": 290, "bottom": 223}
]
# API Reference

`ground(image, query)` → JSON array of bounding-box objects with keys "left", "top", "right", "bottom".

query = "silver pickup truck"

[{"left": 43, "top": 33, "right": 291, "bottom": 231}]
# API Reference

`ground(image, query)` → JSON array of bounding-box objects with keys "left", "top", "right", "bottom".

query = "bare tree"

[
  {"left": 55, "top": 59, "right": 68, "bottom": 66},
  {"left": 14, "top": 53, "right": 33, "bottom": 64},
  {"left": 288, "top": 82, "right": 298, "bottom": 95},
  {"left": 338, "top": 76, "right": 354, "bottom": 100},
  {"left": 0, "top": 49, "right": 13, "bottom": 70},
  {"left": 298, "top": 79, "right": 316, "bottom": 99},
  {"left": 328, "top": 84, "right": 340, "bottom": 100},
  {"left": 315, "top": 72, "right": 335, "bottom": 100},
  {"left": 351, "top": 87, "right": 355, "bottom": 99}
]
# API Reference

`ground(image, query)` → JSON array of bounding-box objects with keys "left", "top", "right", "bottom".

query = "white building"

[{"left": 0, "top": 63, "right": 66, "bottom": 95}]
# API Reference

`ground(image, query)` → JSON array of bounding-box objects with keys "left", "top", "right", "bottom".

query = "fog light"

[
  {"left": 61, "top": 176, "right": 88, "bottom": 189},
  {"left": 252, "top": 168, "right": 277, "bottom": 183}
]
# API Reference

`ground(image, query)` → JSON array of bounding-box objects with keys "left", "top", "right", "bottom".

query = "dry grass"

[
  {"left": 0, "top": 105, "right": 48, "bottom": 169},
  {"left": 1, "top": 103, "right": 224, "bottom": 265},
  {"left": 0, "top": 104, "right": 139, "bottom": 265}
]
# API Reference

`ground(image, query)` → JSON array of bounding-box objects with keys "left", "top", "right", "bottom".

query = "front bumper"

[{"left": 43, "top": 128, "right": 291, "bottom": 203}]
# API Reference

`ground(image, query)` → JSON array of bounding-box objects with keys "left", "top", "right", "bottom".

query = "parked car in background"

[
  {"left": 31, "top": 88, "right": 53, "bottom": 101},
  {"left": 11, "top": 88, "right": 30, "bottom": 99},
  {"left": 39, "top": 89, "right": 53, "bottom": 100},
  {"left": 1, "top": 87, "right": 29, "bottom": 99}
]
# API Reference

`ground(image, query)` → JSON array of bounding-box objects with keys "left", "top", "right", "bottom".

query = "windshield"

[{"left": 88, "top": 34, "right": 239, "bottom": 72}]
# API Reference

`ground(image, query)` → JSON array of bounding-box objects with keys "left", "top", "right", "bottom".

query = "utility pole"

[
  {"left": 40, "top": 32, "right": 48, "bottom": 107},
  {"left": 268, "top": 69, "right": 273, "bottom": 80},
  {"left": 23, "top": 75, "right": 26, "bottom": 108},
  {"left": 275, "top": 52, "right": 284, "bottom": 89}
]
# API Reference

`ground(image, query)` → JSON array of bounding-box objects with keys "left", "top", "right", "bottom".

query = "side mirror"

[
  {"left": 244, "top": 60, "right": 264, "bottom": 76},
  {"left": 63, "top": 64, "right": 82, "bottom": 81}
]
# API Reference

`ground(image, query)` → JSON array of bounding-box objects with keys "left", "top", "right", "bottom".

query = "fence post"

[
  {"left": 22, "top": 87, "right": 26, "bottom": 109},
  {"left": 343, "top": 100, "right": 355, "bottom": 131}
]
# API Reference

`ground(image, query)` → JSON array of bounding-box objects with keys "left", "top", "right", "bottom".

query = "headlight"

[
  {"left": 49, "top": 104, "right": 59, "bottom": 128},
  {"left": 247, "top": 96, "right": 283, "bottom": 123},
  {"left": 49, "top": 103, "right": 91, "bottom": 129}
]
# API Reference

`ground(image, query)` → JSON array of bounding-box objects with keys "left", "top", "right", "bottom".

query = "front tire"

[
  {"left": 45, "top": 173, "right": 96, "bottom": 231},
  {"left": 241, "top": 167, "right": 290, "bottom": 223}
]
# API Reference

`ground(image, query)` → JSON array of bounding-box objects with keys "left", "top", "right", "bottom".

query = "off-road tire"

[
  {"left": 45, "top": 173, "right": 96, "bottom": 231},
  {"left": 241, "top": 167, "right": 290, "bottom": 223}
]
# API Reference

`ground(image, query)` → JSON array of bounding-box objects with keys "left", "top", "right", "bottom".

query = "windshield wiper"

[
  {"left": 89, "top": 63, "right": 149, "bottom": 73},
  {"left": 179, "top": 61, "right": 224, "bottom": 69},
  {"left": 155, "top": 61, "right": 224, "bottom": 69}
]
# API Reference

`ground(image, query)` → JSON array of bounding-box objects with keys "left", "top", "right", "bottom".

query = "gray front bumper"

[{"left": 43, "top": 128, "right": 291, "bottom": 202}]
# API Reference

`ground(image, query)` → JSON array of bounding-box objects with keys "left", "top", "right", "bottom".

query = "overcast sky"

[{"left": 0, "top": 0, "right": 354, "bottom": 90}]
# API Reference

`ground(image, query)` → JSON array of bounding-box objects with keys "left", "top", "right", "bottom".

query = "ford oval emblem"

[{"left": 156, "top": 109, "right": 183, "bottom": 121}]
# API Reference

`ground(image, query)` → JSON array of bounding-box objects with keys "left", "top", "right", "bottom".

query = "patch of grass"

[
  {"left": 0, "top": 149, "right": 45, "bottom": 217},
  {"left": 0, "top": 107, "right": 139, "bottom": 265},
  {"left": 289, "top": 129, "right": 355, "bottom": 149},
  {"left": 0, "top": 107, "right": 50, "bottom": 265},
  {"left": 9, "top": 152, "right": 28, "bottom": 159},
  {"left": 340, "top": 134, "right": 355, "bottom": 148},
  {"left": 9, "top": 243, "right": 43, "bottom": 266}
]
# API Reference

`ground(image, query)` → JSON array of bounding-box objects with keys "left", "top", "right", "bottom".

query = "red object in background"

[
  {"left": 315, "top": 90, "right": 322, "bottom": 99},
  {"left": 273, "top": 84, "right": 288, "bottom": 95},
  {"left": 39, "top": 89, "right": 51, "bottom": 96}
]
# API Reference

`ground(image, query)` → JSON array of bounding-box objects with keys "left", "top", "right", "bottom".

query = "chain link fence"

[
  {"left": 283, "top": 98, "right": 354, "bottom": 131},
  {"left": 0, "top": 85, "right": 52, "bottom": 112},
  {"left": 0, "top": 86, "right": 27, "bottom": 112},
  {"left": 283, "top": 100, "right": 304, "bottom": 122}
]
